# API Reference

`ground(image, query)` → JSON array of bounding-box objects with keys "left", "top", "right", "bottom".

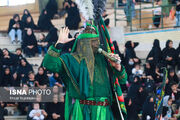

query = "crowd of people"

[
  {"left": 0, "top": 46, "right": 66, "bottom": 119},
  {"left": 0, "top": 0, "right": 180, "bottom": 120},
  {"left": 120, "top": 39, "right": 180, "bottom": 120},
  {"left": 7, "top": 0, "right": 81, "bottom": 58},
  {"left": 1, "top": 36, "right": 180, "bottom": 120}
]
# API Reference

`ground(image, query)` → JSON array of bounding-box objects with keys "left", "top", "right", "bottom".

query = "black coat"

[
  {"left": 1, "top": 72, "right": 13, "bottom": 87},
  {"left": 146, "top": 39, "right": 162, "bottom": 66},
  {"left": 35, "top": 74, "right": 49, "bottom": 86},
  {"left": 45, "top": 0, "right": 58, "bottom": 19},
  {"left": 127, "top": 81, "right": 141, "bottom": 101},
  {"left": 22, "top": 31, "right": 37, "bottom": 56},
  {"left": 162, "top": 40, "right": 176, "bottom": 66},
  {"left": 0, "top": 105, "right": 7, "bottom": 120},
  {"left": 46, "top": 102, "right": 65, "bottom": 120},
  {"left": 0, "top": 49, "right": 3, "bottom": 86},
  {"left": 1, "top": 53, "right": 18, "bottom": 71},
  {"left": 125, "top": 41, "right": 139, "bottom": 61},
  {"left": 176, "top": 43, "right": 180, "bottom": 70},
  {"left": 168, "top": 75, "right": 179, "bottom": 84},
  {"left": 8, "top": 19, "right": 23, "bottom": 33},
  {"left": 125, "top": 41, "right": 140, "bottom": 75},
  {"left": 142, "top": 96, "right": 155, "bottom": 120},
  {"left": 113, "top": 41, "right": 125, "bottom": 66},
  {"left": 22, "top": 31, "right": 37, "bottom": 48},
  {"left": 17, "top": 60, "right": 33, "bottom": 81},
  {"left": 22, "top": 20, "right": 38, "bottom": 30},
  {"left": 144, "top": 67, "right": 155, "bottom": 78},
  {"left": 65, "top": 2, "right": 81, "bottom": 30},
  {"left": 12, "top": 74, "right": 21, "bottom": 87},
  {"left": 21, "top": 9, "right": 35, "bottom": 25},
  {"left": 45, "top": 27, "right": 58, "bottom": 46},
  {"left": 38, "top": 9, "right": 54, "bottom": 31},
  {"left": 125, "top": 97, "right": 139, "bottom": 120}
]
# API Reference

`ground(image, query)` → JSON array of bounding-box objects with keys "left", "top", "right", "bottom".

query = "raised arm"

[{"left": 42, "top": 27, "right": 74, "bottom": 73}]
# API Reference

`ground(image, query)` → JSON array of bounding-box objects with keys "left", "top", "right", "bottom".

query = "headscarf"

[
  {"left": 153, "top": 39, "right": 160, "bottom": 48},
  {"left": 165, "top": 40, "right": 172, "bottom": 48},
  {"left": 142, "top": 96, "right": 155, "bottom": 118},
  {"left": 163, "top": 95, "right": 171, "bottom": 108}
]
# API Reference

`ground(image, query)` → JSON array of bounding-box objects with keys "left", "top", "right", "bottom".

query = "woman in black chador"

[
  {"left": 22, "top": 28, "right": 37, "bottom": 57},
  {"left": 113, "top": 41, "right": 125, "bottom": 66},
  {"left": 22, "top": 16, "right": 38, "bottom": 30},
  {"left": 162, "top": 40, "right": 176, "bottom": 68},
  {"left": 1, "top": 67, "right": 13, "bottom": 87},
  {"left": 176, "top": 43, "right": 180, "bottom": 71},
  {"left": 45, "top": 0, "right": 58, "bottom": 19},
  {"left": 38, "top": 9, "right": 54, "bottom": 31},
  {"left": 35, "top": 67, "right": 49, "bottom": 88},
  {"left": 17, "top": 58, "right": 33, "bottom": 83},
  {"left": 2, "top": 48, "right": 18, "bottom": 72},
  {"left": 21, "top": 9, "right": 35, "bottom": 26},
  {"left": 45, "top": 27, "right": 58, "bottom": 47},
  {"left": 65, "top": 1, "right": 81, "bottom": 30},
  {"left": 125, "top": 41, "right": 141, "bottom": 75},
  {"left": 146, "top": 39, "right": 162, "bottom": 69},
  {"left": 142, "top": 96, "right": 155, "bottom": 120}
]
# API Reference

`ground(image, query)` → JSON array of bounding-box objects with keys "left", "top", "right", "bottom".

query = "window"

[{"left": 0, "top": 0, "right": 35, "bottom": 6}]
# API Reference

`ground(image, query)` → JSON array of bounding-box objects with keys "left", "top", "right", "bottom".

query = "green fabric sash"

[{"left": 72, "top": 99, "right": 83, "bottom": 120}]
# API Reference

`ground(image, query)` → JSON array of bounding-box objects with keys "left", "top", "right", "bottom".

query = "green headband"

[{"left": 71, "top": 23, "right": 99, "bottom": 52}]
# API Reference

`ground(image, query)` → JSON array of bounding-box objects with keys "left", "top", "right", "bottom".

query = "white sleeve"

[
  {"left": 29, "top": 110, "right": 35, "bottom": 118},
  {"left": 139, "top": 70, "right": 143, "bottom": 75},
  {"left": 132, "top": 68, "right": 136, "bottom": 74},
  {"left": 40, "top": 114, "right": 45, "bottom": 120}
]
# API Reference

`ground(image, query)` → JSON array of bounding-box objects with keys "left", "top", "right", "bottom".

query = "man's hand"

[
  {"left": 55, "top": 27, "right": 74, "bottom": 47},
  {"left": 109, "top": 53, "right": 121, "bottom": 71}
]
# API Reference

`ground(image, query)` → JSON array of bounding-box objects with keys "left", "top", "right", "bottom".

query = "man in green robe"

[{"left": 43, "top": 25, "right": 127, "bottom": 120}]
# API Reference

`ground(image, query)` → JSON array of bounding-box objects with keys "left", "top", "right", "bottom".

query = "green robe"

[{"left": 43, "top": 45, "right": 127, "bottom": 120}]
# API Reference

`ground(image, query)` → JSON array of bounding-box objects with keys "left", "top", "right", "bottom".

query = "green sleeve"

[
  {"left": 113, "top": 65, "right": 127, "bottom": 84},
  {"left": 42, "top": 45, "right": 63, "bottom": 73}
]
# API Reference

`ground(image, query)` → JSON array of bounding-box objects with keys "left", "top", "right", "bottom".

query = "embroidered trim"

[
  {"left": 48, "top": 49, "right": 60, "bottom": 57},
  {"left": 59, "top": 57, "right": 80, "bottom": 95}
]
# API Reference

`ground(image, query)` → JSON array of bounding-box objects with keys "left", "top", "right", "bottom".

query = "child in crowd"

[
  {"left": 132, "top": 64, "right": 143, "bottom": 77},
  {"left": 26, "top": 71, "right": 37, "bottom": 87},
  {"left": 37, "top": 33, "right": 48, "bottom": 57},
  {"left": 162, "top": 96, "right": 176, "bottom": 120},
  {"left": 29, "top": 103, "right": 44, "bottom": 120}
]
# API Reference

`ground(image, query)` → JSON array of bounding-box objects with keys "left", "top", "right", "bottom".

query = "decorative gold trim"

[
  {"left": 59, "top": 57, "right": 80, "bottom": 95},
  {"left": 47, "top": 49, "right": 60, "bottom": 57},
  {"left": 119, "top": 74, "right": 125, "bottom": 79}
]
